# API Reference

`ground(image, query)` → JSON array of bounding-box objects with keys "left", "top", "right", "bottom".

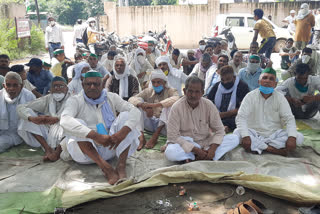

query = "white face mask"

[
  {"left": 90, "top": 22, "right": 96, "bottom": 28},
  {"left": 52, "top": 93, "right": 66, "bottom": 102},
  {"left": 50, "top": 21, "right": 55, "bottom": 26},
  {"left": 301, "top": 55, "right": 311, "bottom": 64},
  {"left": 247, "top": 62, "right": 260, "bottom": 74},
  {"left": 199, "top": 45, "right": 206, "bottom": 51},
  {"left": 137, "top": 55, "right": 145, "bottom": 65}
]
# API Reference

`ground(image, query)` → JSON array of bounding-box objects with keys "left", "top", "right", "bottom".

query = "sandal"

[
  {"left": 237, "top": 199, "right": 274, "bottom": 214},
  {"left": 228, "top": 204, "right": 257, "bottom": 214}
]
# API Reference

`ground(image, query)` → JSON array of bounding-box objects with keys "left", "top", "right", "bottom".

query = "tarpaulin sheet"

[{"left": 0, "top": 120, "right": 320, "bottom": 214}]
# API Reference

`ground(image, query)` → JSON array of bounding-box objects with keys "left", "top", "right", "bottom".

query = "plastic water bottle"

[{"left": 96, "top": 123, "right": 108, "bottom": 135}]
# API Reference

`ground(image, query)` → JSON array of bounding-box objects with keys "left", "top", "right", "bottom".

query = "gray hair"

[
  {"left": 185, "top": 76, "right": 204, "bottom": 91},
  {"left": 4, "top": 71, "right": 22, "bottom": 85}
]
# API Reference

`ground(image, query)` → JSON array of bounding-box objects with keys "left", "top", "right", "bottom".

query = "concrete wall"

[
  {"left": 102, "top": 0, "right": 320, "bottom": 48},
  {"left": 102, "top": 0, "right": 220, "bottom": 48},
  {"left": 0, "top": 3, "right": 26, "bottom": 19},
  {"left": 220, "top": 1, "right": 320, "bottom": 27}
]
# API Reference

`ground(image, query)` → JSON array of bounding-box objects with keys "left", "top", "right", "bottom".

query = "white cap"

[
  {"left": 290, "top": 10, "right": 296, "bottom": 14},
  {"left": 87, "top": 17, "right": 95, "bottom": 23}
]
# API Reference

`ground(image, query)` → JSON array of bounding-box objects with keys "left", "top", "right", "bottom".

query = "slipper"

[
  {"left": 227, "top": 207, "right": 240, "bottom": 214},
  {"left": 237, "top": 199, "right": 274, "bottom": 214},
  {"left": 238, "top": 204, "right": 258, "bottom": 214}
]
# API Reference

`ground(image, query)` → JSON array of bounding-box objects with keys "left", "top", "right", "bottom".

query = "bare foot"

[
  {"left": 43, "top": 148, "right": 60, "bottom": 162},
  {"left": 266, "top": 146, "right": 288, "bottom": 156},
  {"left": 116, "top": 163, "right": 127, "bottom": 180},
  {"left": 145, "top": 136, "right": 158, "bottom": 149},
  {"left": 102, "top": 167, "right": 119, "bottom": 185},
  {"left": 224, "top": 126, "right": 230, "bottom": 133},
  {"left": 137, "top": 133, "right": 146, "bottom": 151},
  {"left": 184, "top": 159, "right": 191, "bottom": 163}
]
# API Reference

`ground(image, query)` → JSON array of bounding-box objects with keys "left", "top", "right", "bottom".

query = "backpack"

[{"left": 82, "top": 27, "right": 88, "bottom": 46}]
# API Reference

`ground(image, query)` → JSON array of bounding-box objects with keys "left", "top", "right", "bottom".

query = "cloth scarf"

[
  {"left": 83, "top": 89, "right": 115, "bottom": 129},
  {"left": 0, "top": 89, "right": 27, "bottom": 130},
  {"left": 134, "top": 48, "right": 146, "bottom": 73},
  {"left": 113, "top": 57, "right": 129, "bottom": 98},
  {"left": 296, "top": 5, "right": 310, "bottom": 20},
  {"left": 214, "top": 76, "right": 240, "bottom": 112}
]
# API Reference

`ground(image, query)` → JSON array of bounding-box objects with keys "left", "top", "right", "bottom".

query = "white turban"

[
  {"left": 155, "top": 55, "right": 173, "bottom": 73},
  {"left": 150, "top": 69, "right": 168, "bottom": 87},
  {"left": 290, "top": 10, "right": 296, "bottom": 14},
  {"left": 74, "top": 61, "right": 90, "bottom": 80}
]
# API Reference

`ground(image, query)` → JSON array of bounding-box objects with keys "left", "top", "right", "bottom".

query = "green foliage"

[
  {"left": 0, "top": 18, "right": 45, "bottom": 59},
  {"left": 151, "top": 0, "right": 177, "bottom": 5}
]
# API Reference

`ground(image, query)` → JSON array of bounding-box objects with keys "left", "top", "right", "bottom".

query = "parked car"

[{"left": 212, "top": 13, "right": 292, "bottom": 52}]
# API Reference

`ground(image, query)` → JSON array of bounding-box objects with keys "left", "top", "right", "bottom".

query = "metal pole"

[{"left": 34, "top": 0, "right": 40, "bottom": 25}]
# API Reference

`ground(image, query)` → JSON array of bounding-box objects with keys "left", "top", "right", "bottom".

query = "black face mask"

[{"left": 221, "top": 81, "right": 234, "bottom": 89}]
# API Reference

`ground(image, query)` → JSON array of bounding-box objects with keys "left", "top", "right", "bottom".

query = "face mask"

[
  {"left": 295, "top": 79, "right": 308, "bottom": 93},
  {"left": 247, "top": 62, "right": 260, "bottom": 74},
  {"left": 163, "top": 70, "right": 169, "bottom": 76},
  {"left": 52, "top": 93, "right": 66, "bottom": 102},
  {"left": 199, "top": 45, "right": 206, "bottom": 51},
  {"left": 137, "top": 55, "right": 145, "bottom": 65},
  {"left": 90, "top": 23, "right": 96, "bottom": 27},
  {"left": 301, "top": 55, "right": 311, "bottom": 64},
  {"left": 259, "top": 85, "right": 274, "bottom": 95},
  {"left": 221, "top": 81, "right": 234, "bottom": 90},
  {"left": 50, "top": 21, "right": 55, "bottom": 26},
  {"left": 153, "top": 85, "right": 164, "bottom": 93}
]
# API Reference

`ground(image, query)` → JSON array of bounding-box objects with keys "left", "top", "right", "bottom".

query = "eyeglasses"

[
  {"left": 52, "top": 85, "right": 66, "bottom": 89},
  {"left": 83, "top": 82, "right": 101, "bottom": 87}
]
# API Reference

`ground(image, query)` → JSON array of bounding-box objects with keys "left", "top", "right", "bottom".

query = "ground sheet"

[{"left": 0, "top": 118, "right": 320, "bottom": 214}]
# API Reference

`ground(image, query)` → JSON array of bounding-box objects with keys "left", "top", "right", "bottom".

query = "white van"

[{"left": 212, "top": 13, "right": 292, "bottom": 52}]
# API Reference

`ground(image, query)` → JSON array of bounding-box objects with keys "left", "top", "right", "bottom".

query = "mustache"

[{"left": 0, "top": 66, "right": 9, "bottom": 70}]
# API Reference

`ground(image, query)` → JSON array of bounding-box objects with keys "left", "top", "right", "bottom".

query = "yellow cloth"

[
  {"left": 87, "top": 30, "right": 97, "bottom": 45},
  {"left": 50, "top": 58, "right": 64, "bottom": 77},
  {"left": 295, "top": 13, "right": 315, "bottom": 42},
  {"left": 254, "top": 19, "right": 275, "bottom": 39}
]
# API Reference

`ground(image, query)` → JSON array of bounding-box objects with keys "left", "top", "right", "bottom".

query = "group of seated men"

[{"left": 0, "top": 38, "right": 319, "bottom": 185}]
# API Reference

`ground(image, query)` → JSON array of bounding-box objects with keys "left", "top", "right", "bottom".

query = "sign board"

[{"left": 15, "top": 17, "right": 31, "bottom": 38}]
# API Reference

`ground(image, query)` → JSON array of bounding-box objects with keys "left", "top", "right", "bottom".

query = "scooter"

[{"left": 204, "top": 26, "right": 237, "bottom": 51}]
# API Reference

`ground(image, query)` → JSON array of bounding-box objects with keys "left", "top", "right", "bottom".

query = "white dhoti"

[
  {"left": 17, "top": 111, "right": 64, "bottom": 149},
  {"left": 165, "top": 134, "right": 239, "bottom": 162},
  {"left": 138, "top": 107, "right": 171, "bottom": 136},
  {"left": 0, "top": 130, "right": 23, "bottom": 153},
  {"left": 65, "top": 112, "right": 140, "bottom": 164},
  {"left": 233, "top": 128, "right": 304, "bottom": 154}
]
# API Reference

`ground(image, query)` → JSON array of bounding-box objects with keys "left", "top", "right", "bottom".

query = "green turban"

[
  {"left": 249, "top": 55, "right": 261, "bottom": 62},
  {"left": 84, "top": 71, "right": 102, "bottom": 78},
  {"left": 51, "top": 76, "right": 67, "bottom": 84},
  {"left": 262, "top": 67, "right": 277, "bottom": 77},
  {"left": 89, "top": 53, "right": 98, "bottom": 58},
  {"left": 53, "top": 49, "right": 64, "bottom": 55},
  {"left": 43, "top": 61, "right": 51, "bottom": 68}
]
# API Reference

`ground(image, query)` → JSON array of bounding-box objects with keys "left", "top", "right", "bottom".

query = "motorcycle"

[{"left": 204, "top": 26, "right": 237, "bottom": 51}]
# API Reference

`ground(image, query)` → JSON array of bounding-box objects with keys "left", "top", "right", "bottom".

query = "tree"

[{"left": 151, "top": 0, "right": 177, "bottom": 5}]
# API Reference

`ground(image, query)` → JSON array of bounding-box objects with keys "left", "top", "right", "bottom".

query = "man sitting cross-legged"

[
  {"left": 129, "top": 69, "right": 179, "bottom": 150},
  {"left": 207, "top": 65, "right": 249, "bottom": 133},
  {"left": 0, "top": 72, "right": 35, "bottom": 152},
  {"left": 60, "top": 71, "right": 141, "bottom": 185},
  {"left": 164, "top": 76, "right": 239, "bottom": 163},
  {"left": 234, "top": 68, "right": 304, "bottom": 156},
  {"left": 17, "top": 76, "right": 70, "bottom": 161},
  {"left": 276, "top": 63, "right": 320, "bottom": 119}
]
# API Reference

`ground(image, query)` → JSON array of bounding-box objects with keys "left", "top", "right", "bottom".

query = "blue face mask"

[
  {"left": 259, "top": 85, "right": 274, "bottom": 94},
  {"left": 153, "top": 85, "right": 164, "bottom": 93}
]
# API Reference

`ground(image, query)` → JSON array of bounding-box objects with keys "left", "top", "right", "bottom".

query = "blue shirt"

[
  {"left": 238, "top": 67, "right": 262, "bottom": 91},
  {"left": 27, "top": 69, "right": 53, "bottom": 95}
]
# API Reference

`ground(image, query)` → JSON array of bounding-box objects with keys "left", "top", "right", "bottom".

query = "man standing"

[
  {"left": 73, "top": 19, "right": 85, "bottom": 46},
  {"left": 17, "top": 77, "right": 70, "bottom": 161},
  {"left": 277, "top": 63, "right": 320, "bottom": 119},
  {"left": 228, "top": 51, "right": 247, "bottom": 74},
  {"left": 129, "top": 69, "right": 179, "bottom": 150},
  {"left": 295, "top": 3, "right": 315, "bottom": 50},
  {"left": 238, "top": 55, "right": 262, "bottom": 91},
  {"left": 252, "top": 9, "right": 276, "bottom": 59},
  {"left": 164, "top": 76, "right": 239, "bottom": 163},
  {"left": 60, "top": 71, "right": 141, "bottom": 185},
  {"left": 234, "top": 68, "right": 304, "bottom": 156},
  {"left": 207, "top": 66, "right": 249, "bottom": 133},
  {"left": 312, "top": 8, "right": 320, "bottom": 49},
  {"left": 0, "top": 72, "right": 35, "bottom": 152},
  {"left": 282, "top": 10, "right": 296, "bottom": 35},
  {"left": 26, "top": 58, "right": 53, "bottom": 95},
  {"left": 45, "top": 17, "right": 64, "bottom": 59}
]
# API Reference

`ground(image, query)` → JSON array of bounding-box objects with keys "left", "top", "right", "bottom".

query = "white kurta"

[
  {"left": 0, "top": 88, "right": 36, "bottom": 152},
  {"left": 60, "top": 92, "right": 141, "bottom": 163},
  {"left": 166, "top": 68, "right": 188, "bottom": 96},
  {"left": 235, "top": 89, "right": 298, "bottom": 138}
]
